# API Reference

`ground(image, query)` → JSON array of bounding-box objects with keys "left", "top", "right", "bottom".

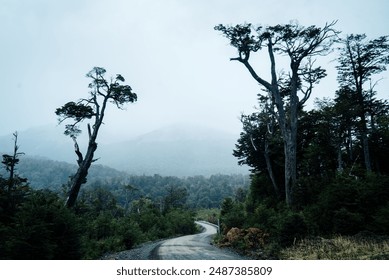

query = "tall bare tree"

[
  {"left": 56, "top": 67, "right": 137, "bottom": 208},
  {"left": 215, "top": 21, "right": 339, "bottom": 206}
]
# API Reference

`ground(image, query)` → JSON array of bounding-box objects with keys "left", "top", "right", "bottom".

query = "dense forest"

[
  {"left": 1, "top": 21, "right": 389, "bottom": 260},
  {"left": 0, "top": 147, "right": 248, "bottom": 259},
  {"left": 214, "top": 23, "right": 389, "bottom": 259},
  {"left": 218, "top": 97, "right": 389, "bottom": 258},
  {"left": 0, "top": 156, "right": 249, "bottom": 209}
]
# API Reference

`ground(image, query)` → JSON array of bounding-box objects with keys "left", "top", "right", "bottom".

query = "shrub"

[
  {"left": 278, "top": 212, "right": 308, "bottom": 247},
  {"left": 219, "top": 198, "right": 245, "bottom": 233},
  {"left": 2, "top": 190, "right": 81, "bottom": 259},
  {"left": 332, "top": 208, "right": 363, "bottom": 235},
  {"left": 371, "top": 203, "right": 389, "bottom": 234},
  {"left": 164, "top": 209, "right": 197, "bottom": 236}
]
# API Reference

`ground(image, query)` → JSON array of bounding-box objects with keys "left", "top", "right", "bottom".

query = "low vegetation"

[
  {"left": 279, "top": 235, "right": 389, "bottom": 260},
  {"left": 0, "top": 184, "right": 198, "bottom": 259},
  {"left": 0, "top": 134, "right": 247, "bottom": 259},
  {"left": 0, "top": 138, "right": 199, "bottom": 259},
  {"left": 216, "top": 173, "right": 389, "bottom": 259}
]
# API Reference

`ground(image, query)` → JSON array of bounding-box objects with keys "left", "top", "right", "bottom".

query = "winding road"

[{"left": 153, "top": 221, "right": 243, "bottom": 260}]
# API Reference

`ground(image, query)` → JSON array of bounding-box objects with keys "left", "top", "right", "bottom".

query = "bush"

[
  {"left": 250, "top": 202, "right": 279, "bottom": 232},
  {"left": 278, "top": 212, "right": 308, "bottom": 247},
  {"left": 219, "top": 198, "right": 245, "bottom": 233},
  {"left": 1, "top": 190, "right": 81, "bottom": 259},
  {"left": 371, "top": 203, "right": 389, "bottom": 234},
  {"left": 332, "top": 208, "right": 363, "bottom": 235},
  {"left": 164, "top": 209, "right": 197, "bottom": 236}
]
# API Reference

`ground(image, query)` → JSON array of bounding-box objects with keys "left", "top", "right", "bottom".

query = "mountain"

[
  {"left": 0, "top": 124, "right": 75, "bottom": 162},
  {"left": 97, "top": 124, "right": 248, "bottom": 176},
  {"left": 0, "top": 156, "right": 128, "bottom": 190},
  {"left": 0, "top": 123, "right": 248, "bottom": 176}
]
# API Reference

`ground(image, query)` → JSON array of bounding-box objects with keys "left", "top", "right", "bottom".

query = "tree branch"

[
  {"left": 87, "top": 123, "right": 92, "bottom": 140},
  {"left": 72, "top": 137, "right": 83, "bottom": 166}
]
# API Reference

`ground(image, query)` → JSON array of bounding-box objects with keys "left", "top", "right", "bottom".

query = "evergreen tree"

[{"left": 336, "top": 34, "right": 389, "bottom": 171}]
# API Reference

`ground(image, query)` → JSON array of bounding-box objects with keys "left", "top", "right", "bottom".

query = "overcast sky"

[{"left": 1, "top": 0, "right": 388, "bottom": 141}]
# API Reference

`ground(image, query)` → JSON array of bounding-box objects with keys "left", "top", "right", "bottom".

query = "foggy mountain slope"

[
  {"left": 0, "top": 124, "right": 75, "bottom": 162},
  {"left": 0, "top": 124, "right": 248, "bottom": 176},
  {"left": 0, "top": 156, "right": 129, "bottom": 190},
  {"left": 98, "top": 124, "right": 249, "bottom": 176}
]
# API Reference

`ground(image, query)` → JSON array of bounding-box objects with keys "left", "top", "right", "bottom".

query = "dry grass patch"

[{"left": 280, "top": 235, "right": 389, "bottom": 260}]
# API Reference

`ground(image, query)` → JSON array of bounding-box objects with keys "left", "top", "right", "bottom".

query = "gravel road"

[{"left": 101, "top": 221, "right": 247, "bottom": 260}]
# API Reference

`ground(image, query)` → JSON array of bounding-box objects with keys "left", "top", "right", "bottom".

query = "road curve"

[{"left": 153, "top": 221, "right": 243, "bottom": 260}]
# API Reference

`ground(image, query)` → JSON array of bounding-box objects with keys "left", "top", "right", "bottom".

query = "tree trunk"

[
  {"left": 361, "top": 123, "right": 372, "bottom": 172},
  {"left": 347, "top": 128, "right": 353, "bottom": 162},
  {"left": 65, "top": 140, "right": 97, "bottom": 208},
  {"left": 65, "top": 96, "right": 107, "bottom": 208},
  {"left": 264, "top": 139, "right": 280, "bottom": 196},
  {"left": 337, "top": 142, "right": 343, "bottom": 173},
  {"left": 284, "top": 131, "right": 297, "bottom": 206},
  {"left": 357, "top": 90, "right": 371, "bottom": 171}
]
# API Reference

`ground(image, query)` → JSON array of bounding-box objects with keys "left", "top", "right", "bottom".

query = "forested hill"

[
  {"left": 0, "top": 124, "right": 249, "bottom": 177},
  {"left": 2, "top": 156, "right": 127, "bottom": 190},
  {"left": 0, "top": 156, "right": 249, "bottom": 209},
  {"left": 98, "top": 124, "right": 249, "bottom": 176}
]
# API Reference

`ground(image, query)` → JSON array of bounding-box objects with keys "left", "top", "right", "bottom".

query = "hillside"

[
  {"left": 0, "top": 156, "right": 249, "bottom": 209},
  {"left": 0, "top": 123, "right": 248, "bottom": 176},
  {"left": 98, "top": 124, "right": 248, "bottom": 176},
  {"left": 1, "top": 156, "right": 128, "bottom": 191}
]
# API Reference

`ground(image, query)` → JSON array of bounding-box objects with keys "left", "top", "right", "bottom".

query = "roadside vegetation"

[
  {"left": 0, "top": 178, "right": 198, "bottom": 259},
  {"left": 213, "top": 22, "right": 389, "bottom": 260},
  {"left": 0, "top": 134, "right": 244, "bottom": 259},
  {"left": 216, "top": 170, "right": 389, "bottom": 259},
  {"left": 279, "top": 235, "right": 389, "bottom": 260}
]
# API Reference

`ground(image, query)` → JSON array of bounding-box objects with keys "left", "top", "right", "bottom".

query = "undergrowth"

[{"left": 279, "top": 234, "right": 389, "bottom": 260}]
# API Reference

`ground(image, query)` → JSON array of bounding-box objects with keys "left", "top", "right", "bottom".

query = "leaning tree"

[
  {"left": 56, "top": 67, "right": 137, "bottom": 208},
  {"left": 215, "top": 21, "right": 339, "bottom": 206}
]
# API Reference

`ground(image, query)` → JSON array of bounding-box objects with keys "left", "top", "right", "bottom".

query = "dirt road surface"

[{"left": 153, "top": 221, "right": 244, "bottom": 260}]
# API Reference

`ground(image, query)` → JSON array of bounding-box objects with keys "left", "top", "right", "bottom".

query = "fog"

[{"left": 1, "top": 0, "right": 388, "bottom": 141}]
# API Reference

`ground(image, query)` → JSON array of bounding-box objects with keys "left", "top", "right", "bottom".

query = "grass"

[
  {"left": 279, "top": 234, "right": 389, "bottom": 260},
  {"left": 195, "top": 208, "right": 220, "bottom": 224}
]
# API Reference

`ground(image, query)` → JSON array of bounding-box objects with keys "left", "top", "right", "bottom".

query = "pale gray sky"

[{"left": 1, "top": 0, "right": 388, "bottom": 140}]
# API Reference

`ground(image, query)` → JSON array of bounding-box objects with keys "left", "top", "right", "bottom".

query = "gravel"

[
  {"left": 100, "top": 239, "right": 250, "bottom": 260},
  {"left": 100, "top": 240, "right": 165, "bottom": 260}
]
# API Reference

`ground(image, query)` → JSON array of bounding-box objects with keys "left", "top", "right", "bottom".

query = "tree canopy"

[
  {"left": 215, "top": 21, "right": 340, "bottom": 206},
  {"left": 336, "top": 34, "right": 389, "bottom": 171}
]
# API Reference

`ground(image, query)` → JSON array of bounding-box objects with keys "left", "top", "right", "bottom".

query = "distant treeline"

[{"left": 0, "top": 156, "right": 249, "bottom": 209}]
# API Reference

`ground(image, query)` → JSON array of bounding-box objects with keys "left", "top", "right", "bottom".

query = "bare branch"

[{"left": 72, "top": 136, "right": 83, "bottom": 166}]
